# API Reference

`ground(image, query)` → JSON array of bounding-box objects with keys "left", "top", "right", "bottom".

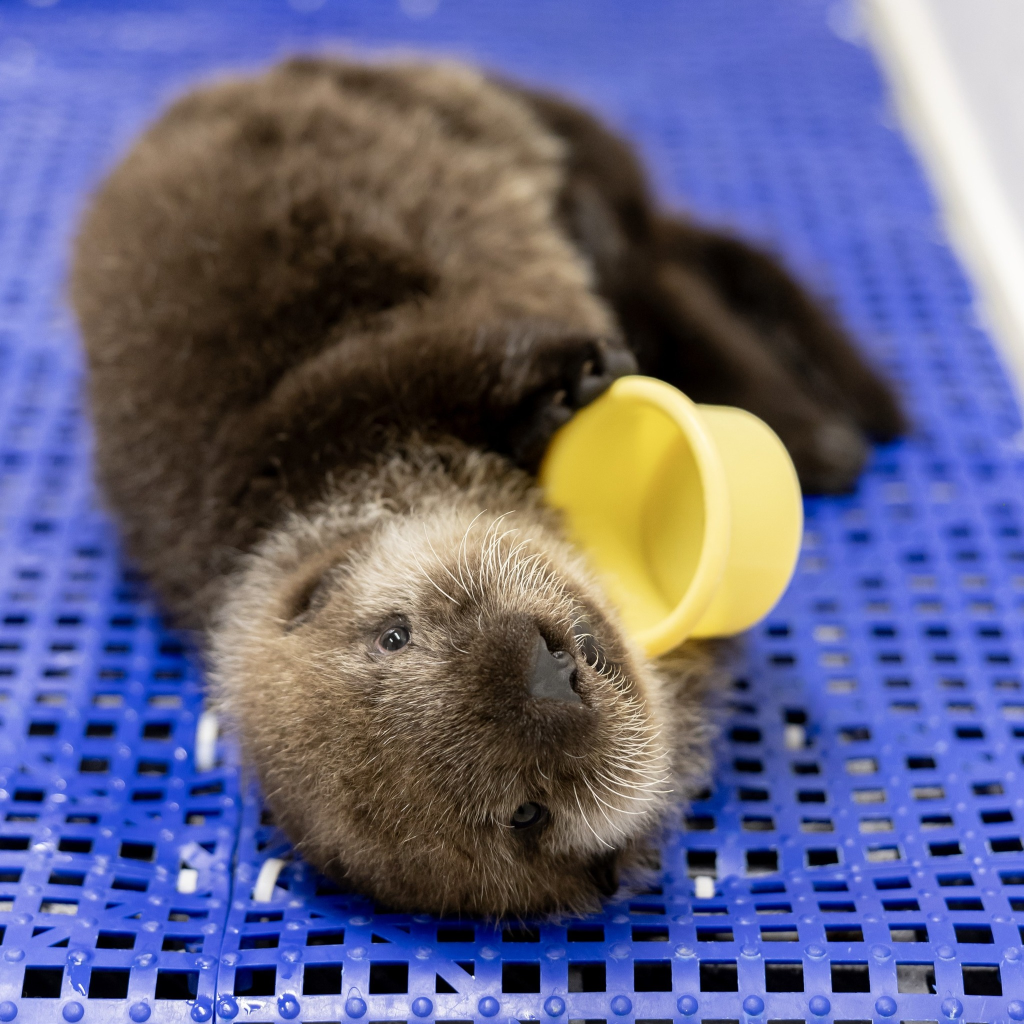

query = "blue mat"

[{"left": 0, "top": 0, "right": 1022, "bottom": 1021}]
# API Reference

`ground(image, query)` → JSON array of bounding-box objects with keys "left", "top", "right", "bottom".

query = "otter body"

[{"left": 71, "top": 58, "right": 901, "bottom": 916}]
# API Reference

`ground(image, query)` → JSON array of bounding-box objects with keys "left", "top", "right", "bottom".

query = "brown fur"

[{"left": 70, "top": 57, "right": 901, "bottom": 916}]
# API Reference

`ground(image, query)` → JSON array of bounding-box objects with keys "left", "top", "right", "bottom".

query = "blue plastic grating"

[
  {"left": 2, "top": 0, "right": 1024, "bottom": 1021},
  {"left": 0, "top": 349, "right": 238, "bottom": 1024}
]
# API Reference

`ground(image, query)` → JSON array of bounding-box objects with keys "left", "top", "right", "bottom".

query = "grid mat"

[{"left": 0, "top": 0, "right": 1023, "bottom": 1021}]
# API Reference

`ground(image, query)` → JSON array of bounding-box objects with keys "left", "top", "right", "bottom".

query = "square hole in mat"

[
  {"left": 826, "top": 926, "right": 863, "bottom": 942},
  {"left": 807, "top": 848, "right": 840, "bottom": 866},
  {"left": 819, "top": 901, "right": 856, "bottom": 913},
  {"left": 88, "top": 968, "right": 130, "bottom": 999},
  {"left": 112, "top": 877, "right": 146, "bottom": 893},
  {"left": 831, "top": 962, "right": 870, "bottom": 992},
  {"left": 436, "top": 958, "right": 475, "bottom": 991},
  {"left": 937, "top": 876, "right": 970, "bottom": 892},
  {"left": 162, "top": 935, "right": 203, "bottom": 952},
  {"left": 633, "top": 926, "right": 669, "bottom": 941},
  {"left": 1, "top": 839, "right": 34, "bottom": 856},
  {"left": 955, "top": 924, "right": 993, "bottom": 943},
  {"left": 47, "top": 870, "right": 84, "bottom": 887},
  {"left": 762, "top": 928, "right": 799, "bottom": 941},
  {"left": 156, "top": 970, "right": 200, "bottom": 1000},
  {"left": 435, "top": 962, "right": 474, "bottom": 993},
  {"left": 962, "top": 964, "right": 1001, "bottom": 995},
  {"left": 890, "top": 925, "right": 928, "bottom": 942},
  {"left": 747, "top": 848, "right": 778, "bottom": 873},
  {"left": 896, "top": 963, "right": 936, "bottom": 994},
  {"left": 765, "top": 961, "right": 803, "bottom": 992},
  {"left": 698, "top": 927, "right": 733, "bottom": 942},
  {"left": 370, "top": 962, "right": 408, "bottom": 994},
  {"left": 946, "top": 898, "right": 984, "bottom": 912},
  {"left": 503, "top": 926, "right": 540, "bottom": 942},
  {"left": 973, "top": 781, "right": 1003, "bottom": 795},
  {"left": 172, "top": 909, "right": 210, "bottom": 922},
  {"left": 634, "top": 960, "right": 672, "bottom": 991},
  {"left": 58, "top": 838, "right": 92, "bottom": 854},
  {"left": 566, "top": 927, "right": 604, "bottom": 942},
  {"left": 501, "top": 962, "right": 539, "bottom": 993},
  {"left": 96, "top": 931, "right": 135, "bottom": 949},
  {"left": 630, "top": 899, "right": 665, "bottom": 915},
  {"left": 981, "top": 809, "right": 1013, "bottom": 824},
  {"left": 687, "top": 849, "right": 716, "bottom": 875},
  {"left": 757, "top": 902, "right": 792, "bottom": 914},
  {"left": 990, "top": 837, "right": 1024, "bottom": 852},
  {"left": 40, "top": 899, "right": 77, "bottom": 915},
  {"left": 686, "top": 814, "right": 716, "bottom": 831},
  {"left": 119, "top": 841, "right": 154, "bottom": 862},
  {"left": 699, "top": 961, "right": 738, "bottom": 991},
  {"left": 939, "top": 875, "right": 973, "bottom": 890},
  {"left": 233, "top": 967, "right": 276, "bottom": 997},
  {"left": 568, "top": 962, "right": 605, "bottom": 992},
  {"left": 437, "top": 926, "right": 474, "bottom": 942},
  {"left": 303, "top": 964, "right": 342, "bottom": 995},
  {"left": 21, "top": 967, "right": 63, "bottom": 998},
  {"left": 306, "top": 929, "right": 344, "bottom": 945}
]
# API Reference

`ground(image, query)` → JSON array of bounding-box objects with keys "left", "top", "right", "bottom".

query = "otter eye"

[
  {"left": 377, "top": 625, "right": 410, "bottom": 653},
  {"left": 511, "top": 802, "right": 548, "bottom": 830}
]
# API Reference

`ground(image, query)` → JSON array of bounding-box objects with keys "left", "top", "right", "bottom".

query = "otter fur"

[{"left": 70, "top": 57, "right": 902, "bottom": 917}]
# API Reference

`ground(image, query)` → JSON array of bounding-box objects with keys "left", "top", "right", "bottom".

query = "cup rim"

[
  {"left": 607, "top": 377, "right": 733, "bottom": 655},
  {"left": 541, "top": 375, "right": 733, "bottom": 657}
]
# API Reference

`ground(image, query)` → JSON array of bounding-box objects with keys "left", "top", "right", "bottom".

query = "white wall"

[
  {"left": 928, "top": 0, "right": 1024, "bottom": 249},
  {"left": 866, "top": 0, "right": 1024, "bottom": 396}
]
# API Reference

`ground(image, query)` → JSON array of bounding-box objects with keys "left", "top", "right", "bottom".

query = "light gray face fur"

[{"left": 210, "top": 447, "right": 715, "bottom": 917}]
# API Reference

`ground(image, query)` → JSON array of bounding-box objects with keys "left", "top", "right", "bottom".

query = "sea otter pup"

[{"left": 70, "top": 57, "right": 902, "bottom": 916}]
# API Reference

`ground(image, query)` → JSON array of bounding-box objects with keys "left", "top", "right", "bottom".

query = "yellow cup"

[{"left": 539, "top": 376, "right": 803, "bottom": 657}]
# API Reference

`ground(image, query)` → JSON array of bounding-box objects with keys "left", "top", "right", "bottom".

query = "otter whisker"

[
  {"left": 456, "top": 509, "right": 487, "bottom": 598},
  {"left": 423, "top": 528, "right": 472, "bottom": 600},
  {"left": 410, "top": 550, "right": 459, "bottom": 604},
  {"left": 580, "top": 774, "right": 632, "bottom": 837},
  {"left": 572, "top": 783, "right": 615, "bottom": 850}
]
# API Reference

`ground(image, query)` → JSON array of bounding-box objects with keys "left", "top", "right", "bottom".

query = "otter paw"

[
  {"left": 570, "top": 343, "right": 638, "bottom": 407},
  {"left": 505, "top": 339, "right": 637, "bottom": 469},
  {"left": 787, "top": 417, "right": 869, "bottom": 494}
]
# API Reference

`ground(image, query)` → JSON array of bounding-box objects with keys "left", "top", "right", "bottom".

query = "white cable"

[
  {"left": 694, "top": 875, "right": 715, "bottom": 899},
  {"left": 784, "top": 724, "right": 806, "bottom": 751},
  {"left": 176, "top": 867, "right": 199, "bottom": 894},
  {"left": 252, "top": 858, "right": 286, "bottom": 903},
  {"left": 194, "top": 710, "right": 218, "bottom": 772}
]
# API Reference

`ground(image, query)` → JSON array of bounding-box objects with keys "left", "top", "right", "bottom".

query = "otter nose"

[{"left": 528, "top": 631, "right": 581, "bottom": 704}]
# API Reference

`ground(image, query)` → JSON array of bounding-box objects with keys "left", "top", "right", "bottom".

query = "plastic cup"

[{"left": 539, "top": 376, "right": 803, "bottom": 657}]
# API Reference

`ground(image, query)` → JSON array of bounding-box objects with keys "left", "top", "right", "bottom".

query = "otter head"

[{"left": 213, "top": 499, "right": 676, "bottom": 917}]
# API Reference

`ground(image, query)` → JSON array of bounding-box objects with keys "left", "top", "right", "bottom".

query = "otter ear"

[
  {"left": 280, "top": 533, "right": 366, "bottom": 628},
  {"left": 587, "top": 849, "right": 620, "bottom": 898}
]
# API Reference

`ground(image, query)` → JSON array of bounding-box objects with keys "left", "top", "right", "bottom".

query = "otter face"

[{"left": 214, "top": 506, "right": 675, "bottom": 917}]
